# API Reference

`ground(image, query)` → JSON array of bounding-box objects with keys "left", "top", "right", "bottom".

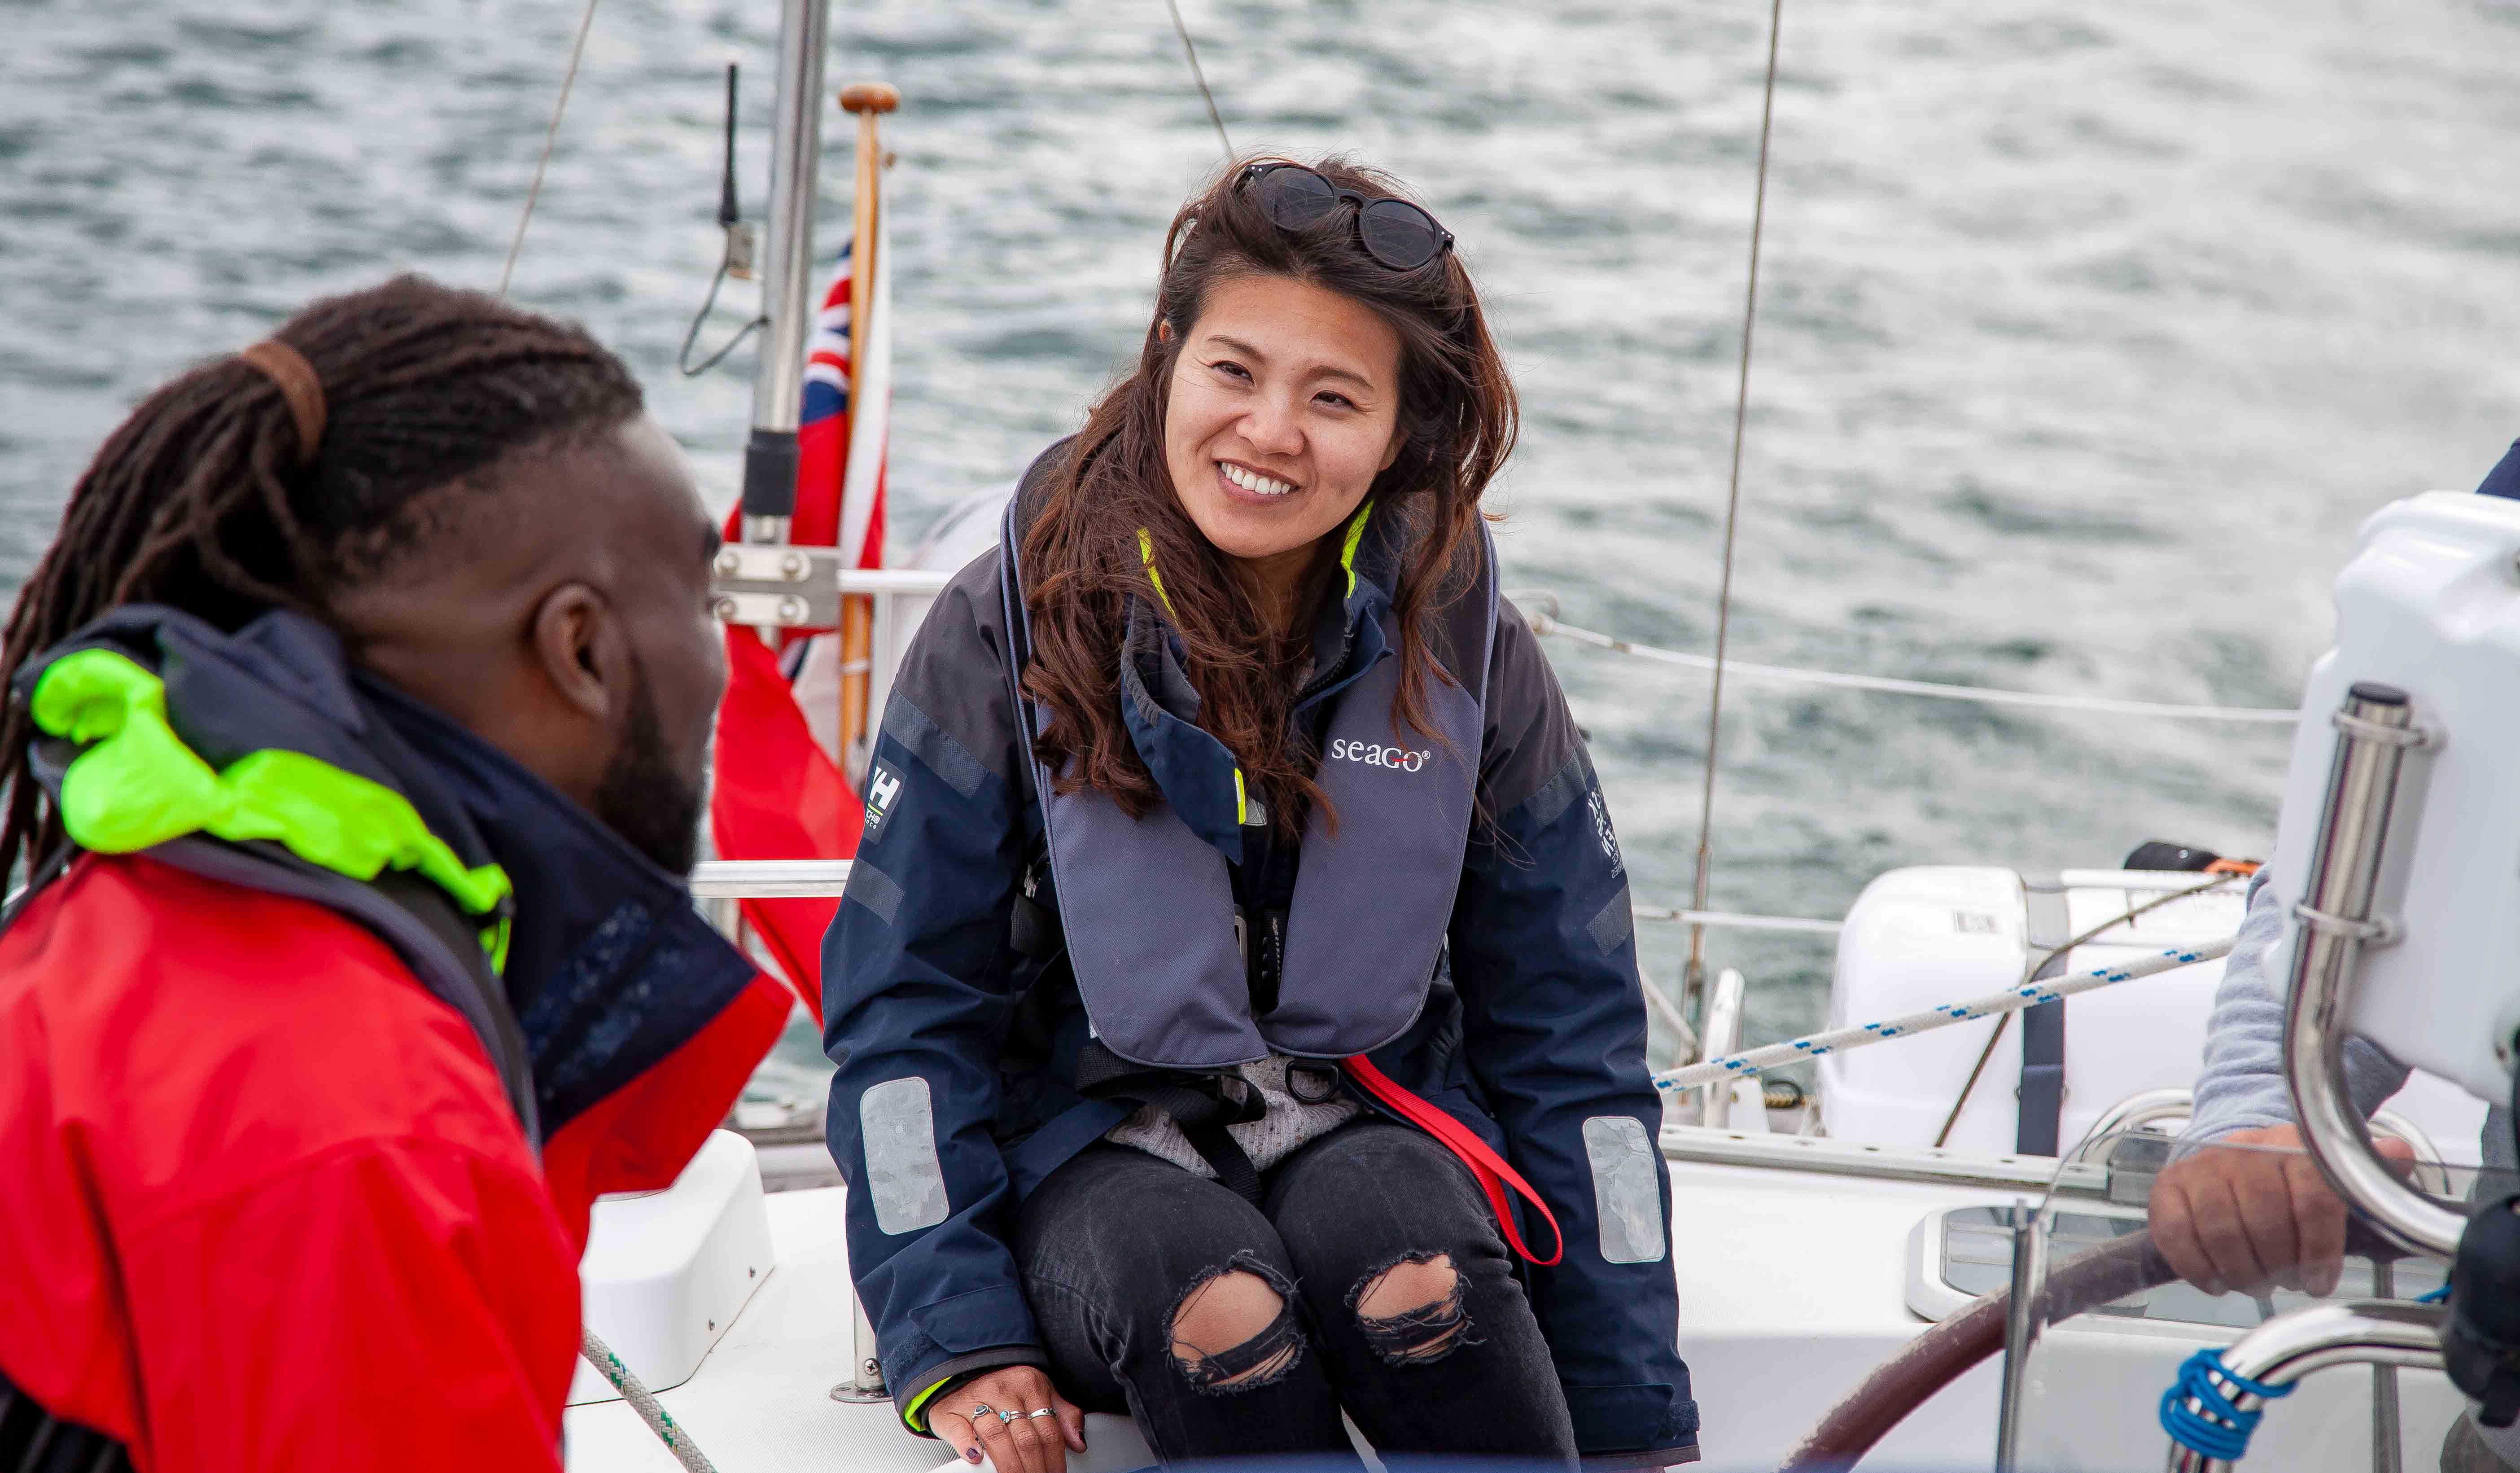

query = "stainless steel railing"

[
  {"left": 691, "top": 859, "right": 852, "bottom": 898},
  {"left": 2164, "top": 1301, "right": 2447, "bottom": 1473},
  {"left": 2283, "top": 683, "right": 2466, "bottom": 1259},
  {"left": 2151, "top": 682, "right": 2466, "bottom": 1473}
]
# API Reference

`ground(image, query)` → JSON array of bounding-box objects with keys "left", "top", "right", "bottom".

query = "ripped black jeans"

[{"left": 1013, "top": 1117, "right": 1578, "bottom": 1468}]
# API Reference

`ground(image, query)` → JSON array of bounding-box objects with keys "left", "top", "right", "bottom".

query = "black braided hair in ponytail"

[{"left": 0, "top": 273, "right": 646, "bottom": 884}]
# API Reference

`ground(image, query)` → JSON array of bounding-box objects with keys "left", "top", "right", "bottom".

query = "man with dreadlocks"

[{"left": 0, "top": 276, "right": 789, "bottom": 1470}]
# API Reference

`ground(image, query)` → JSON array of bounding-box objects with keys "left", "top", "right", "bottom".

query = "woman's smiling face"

[{"left": 1163, "top": 272, "right": 1405, "bottom": 578}]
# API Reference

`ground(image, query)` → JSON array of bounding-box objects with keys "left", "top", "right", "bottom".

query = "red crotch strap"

[{"left": 1341, "top": 1056, "right": 1565, "bottom": 1267}]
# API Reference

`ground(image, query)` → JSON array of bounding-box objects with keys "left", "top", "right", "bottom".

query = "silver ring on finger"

[
  {"left": 967, "top": 1402, "right": 997, "bottom": 1423},
  {"left": 996, "top": 1407, "right": 1021, "bottom": 1425},
  {"left": 1028, "top": 1409, "right": 1056, "bottom": 1420}
]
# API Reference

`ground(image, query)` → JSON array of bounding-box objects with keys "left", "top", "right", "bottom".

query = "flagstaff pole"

[
  {"left": 741, "top": 0, "right": 833, "bottom": 550},
  {"left": 836, "top": 81, "right": 897, "bottom": 777}
]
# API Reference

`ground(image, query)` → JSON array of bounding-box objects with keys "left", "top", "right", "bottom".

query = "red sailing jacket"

[{"left": 0, "top": 852, "right": 783, "bottom": 1472}]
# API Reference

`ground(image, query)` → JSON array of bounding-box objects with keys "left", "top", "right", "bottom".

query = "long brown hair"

[{"left": 1020, "top": 157, "right": 1518, "bottom": 835}]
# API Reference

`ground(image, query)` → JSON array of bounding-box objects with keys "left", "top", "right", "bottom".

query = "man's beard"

[{"left": 592, "top": 664, "right": 705, "bottom": 876}]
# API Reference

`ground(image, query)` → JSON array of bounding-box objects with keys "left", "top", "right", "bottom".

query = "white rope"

[
  {"left": 582, "top": 1327, "right": 718, "bottom": 1473},
  {"left": 1530, "top": 614, "right": 2299, "bottom": 723},
  {"left": 1654, "top": 934, "right": 2234, "bottom": 1093},
  {"left": 498, "top": 0, "right": 602, "bottom": 299}
]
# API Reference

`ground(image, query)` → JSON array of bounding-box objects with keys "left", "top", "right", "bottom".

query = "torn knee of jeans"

[
  {"left": 1168, "top": 1254, "right": 1306, "bottom": 1394},
  {"left": 1350, "top": 1251, "right": 1479, "bottom": 1368}
]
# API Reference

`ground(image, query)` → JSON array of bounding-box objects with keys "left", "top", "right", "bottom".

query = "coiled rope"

[
  {"left": 2160, "top": 1346, "right": 2295, "bottom": 1463},
  {"left": 582, "top": 1327, "right": 718, "bottom": 1473},
  {"left": 1654, "top": 934, "right": 2233, "bottom": 1093},
  {"left": 1524, "top": 609, "right": 2299, "bottom": 723}
]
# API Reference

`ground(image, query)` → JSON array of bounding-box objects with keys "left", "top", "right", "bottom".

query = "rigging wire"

[
  {"left": 498, "top": 0, "right": 603, "bottom": 299},
  {"left": 1525, "top": 612, "right": 2300, "bottom": 723},
  {"left": 1163, "top": 0, "right": 1235, "bottom": 158},
  {"left": 1684, "top": 0, "right": 1787, "bottom": 1020},
  {"left": 677, "top": 259, "right": 766, "bottom": 377}
]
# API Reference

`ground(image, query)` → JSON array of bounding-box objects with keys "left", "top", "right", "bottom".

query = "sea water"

[{"left": 5, "top": 0, "right": 2517, "bottom": 1082}]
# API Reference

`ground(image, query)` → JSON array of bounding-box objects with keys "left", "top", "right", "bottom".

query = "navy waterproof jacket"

[{"left": 822, "top": 476, "right": 1700, "bottom": 1464}]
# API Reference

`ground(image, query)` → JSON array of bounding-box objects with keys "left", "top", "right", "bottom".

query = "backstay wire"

[
  {"left": 1163, "top": 0, "right": 1235, "bottom": 159},
  {"left": 498, "top": 0, "right": 603, "bottom": 299},
  {"left": 1685, "top": 0, "right": 1787, "bottom": 1025}
]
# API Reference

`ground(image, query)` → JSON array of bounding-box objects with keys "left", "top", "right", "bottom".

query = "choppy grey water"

[{"left": 8, "top": 0, "right": 2520, "bottom": 1083}]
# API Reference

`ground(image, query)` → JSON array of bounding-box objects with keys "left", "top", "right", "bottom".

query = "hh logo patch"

[
  {"left": 1588, "top": 789, "right": 1623, "bottom": 877},
  {"left": 864, "top": 761, "right": 905, "bottom": 842}
]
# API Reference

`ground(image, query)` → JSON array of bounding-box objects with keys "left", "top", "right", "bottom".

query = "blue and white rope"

[{"left": 1653, "top": 935, "right": 2235, "bottom": 1094}]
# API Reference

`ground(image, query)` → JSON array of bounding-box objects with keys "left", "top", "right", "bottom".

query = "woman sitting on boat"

[{"left": 823, "top": 157, "right": 1698, "bottom": 1471}]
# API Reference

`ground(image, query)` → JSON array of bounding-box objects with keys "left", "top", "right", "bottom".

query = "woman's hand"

[{"left": 928, "top": 1366, "right": 1086, "bottom": 1473}]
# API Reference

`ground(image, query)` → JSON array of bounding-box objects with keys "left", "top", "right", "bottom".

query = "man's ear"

[{"left": 529, "top": 582, "right": 628, "bottom": 725}]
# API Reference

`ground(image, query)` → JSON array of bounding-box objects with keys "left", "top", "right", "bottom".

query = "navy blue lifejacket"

[{"left": 995, "top": 492, "right": 1497, "bottom": 1072}]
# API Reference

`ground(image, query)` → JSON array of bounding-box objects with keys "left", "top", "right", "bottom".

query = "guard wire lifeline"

[
  {"left": 1527, "top": 612, "right": 2300, "bottom": 723},
  {"left": 1655, "top": 934, "right": 2236, "bottom": 1093}
]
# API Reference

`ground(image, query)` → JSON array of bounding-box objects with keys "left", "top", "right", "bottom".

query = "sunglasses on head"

[{"left": 1239, "top": 162, "right": 1456, "bottom": 273}]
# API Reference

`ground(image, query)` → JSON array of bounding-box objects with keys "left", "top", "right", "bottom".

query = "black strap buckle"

[{"left": 1247, "top": 907, "right": 1286, "bottom": 1017}]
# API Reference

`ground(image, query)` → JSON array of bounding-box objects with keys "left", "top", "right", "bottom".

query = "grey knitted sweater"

[{"left": 2187, "top": 869, "right": 2514, "bottom": 1172}]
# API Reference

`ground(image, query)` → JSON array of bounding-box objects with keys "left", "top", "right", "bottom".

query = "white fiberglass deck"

[
  {"left": 559, "top": 1130, "right": 2143, "bottom": 1473},
  {"left": 567, "top": 1125, "right": 2465, "bottom": 1472}
]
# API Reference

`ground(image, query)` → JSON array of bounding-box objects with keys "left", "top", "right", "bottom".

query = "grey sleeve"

[{"left": 2185, "top": 868, "right": 2411, "bottom": 1143}]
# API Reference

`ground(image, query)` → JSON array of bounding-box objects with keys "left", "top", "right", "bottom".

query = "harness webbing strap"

[
  {"left": 2015, "top": 872, "right": 2071, "bottom": 1156},
  {"left": 1342, "top": 1055, "right": 1565, "bottom": 1267},
  {"left": 1138, "top": 1080, "right": 1266, "bottom": 1206},
  {"left": 1074, "top": 1043, "right": 1269, "bottom": 1205}
]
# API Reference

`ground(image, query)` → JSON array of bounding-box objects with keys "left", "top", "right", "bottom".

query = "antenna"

[
  {"left": 718, "top": 62, "right": 741, "bottom": 228},
  {"left": 679, "top": 60, "right": 766, "bottom": 375}
]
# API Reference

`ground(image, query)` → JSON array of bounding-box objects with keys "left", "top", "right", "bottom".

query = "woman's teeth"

[{"left": 1222, "top": 463, "right": 1296, "bottom": 498}]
